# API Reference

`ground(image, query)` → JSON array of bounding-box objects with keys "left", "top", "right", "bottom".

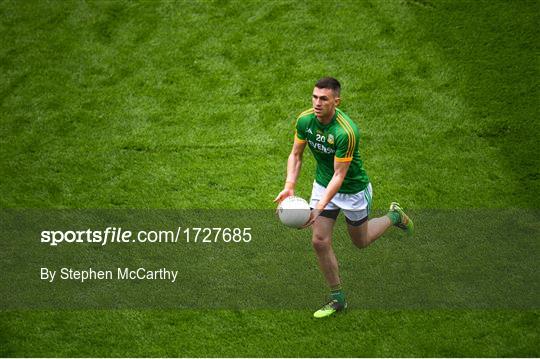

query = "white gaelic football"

[{"left": 278, "top": 196, "right": 311, "bottom": 228}]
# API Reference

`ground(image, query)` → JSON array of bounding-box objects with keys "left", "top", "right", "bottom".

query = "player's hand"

[
  {"left": 273, "top": 188, "right": 294, "bottom": 204},
  {"left": 273, "top": 188, "right": 294, "bottom": 215},
  {"left": 300, "top": 208, "right": 323, "bottom": 228}
]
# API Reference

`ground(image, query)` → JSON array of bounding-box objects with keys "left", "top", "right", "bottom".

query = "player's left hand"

[{"left": 300, "top": 208, "right": 323, "bottom": 228}]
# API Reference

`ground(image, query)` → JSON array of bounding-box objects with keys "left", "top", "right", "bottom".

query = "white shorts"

[{"left": 309, "top": 181, "right": 373, "bottom": 222}]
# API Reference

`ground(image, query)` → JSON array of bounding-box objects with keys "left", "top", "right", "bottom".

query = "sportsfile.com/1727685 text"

[{"left": 40, "top": 227, "right": 253, "bottom": 246}]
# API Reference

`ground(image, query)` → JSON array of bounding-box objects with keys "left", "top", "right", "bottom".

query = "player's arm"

[
  {"left": 274, "top": 140, "right": 307, "bottom": 203},
  {"left": 302, "top": 160, "right": 350, "bottom": 227},
  {"left": 315, "top": 160, "right": 350, "bottom": 210}
]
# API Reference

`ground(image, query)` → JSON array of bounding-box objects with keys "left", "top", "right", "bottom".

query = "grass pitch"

[{"left": 1, "top": 0, "right": 538, "bottom": 357}]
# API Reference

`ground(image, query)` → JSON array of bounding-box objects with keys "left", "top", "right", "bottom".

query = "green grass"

[
  {"left": 0, "top": 0, "right": 538, "bottom": 357},
  {"left": 2, "top": 310, "right": 538, "bottom": 357}
]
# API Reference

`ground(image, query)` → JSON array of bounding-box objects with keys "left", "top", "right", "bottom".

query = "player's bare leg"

[
  {"left": 311, "top": 216, "right": 339, "bottom": 287},
  {"left": 348, "top": 202, "right": 415, "bottom": 248},
  {"left": 311, "top": 215, "right": 347, "bottom": 318},
  {"left": 347, "top": 216, "right": 392, "bottom": 249}
]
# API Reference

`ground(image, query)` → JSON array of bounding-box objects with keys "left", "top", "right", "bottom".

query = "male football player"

[{"left": 274, "top": 77, "right": 414, "bottom": 318}]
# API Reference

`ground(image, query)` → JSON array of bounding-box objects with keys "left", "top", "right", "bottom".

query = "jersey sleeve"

[
  {"left": 334, "top": 127, "right": 357, "bottom": 162},
  {"left": 294, "top": 114, "right": 308, "bottom": 143}
]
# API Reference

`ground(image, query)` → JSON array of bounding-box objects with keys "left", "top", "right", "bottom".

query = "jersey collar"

[{"left": 315, "top": 110, "right": 338, "bottom": 129}]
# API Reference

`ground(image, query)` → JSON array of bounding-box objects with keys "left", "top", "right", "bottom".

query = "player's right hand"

[{"left": 273, "top": 188, "right": 294, "bottom": 204}]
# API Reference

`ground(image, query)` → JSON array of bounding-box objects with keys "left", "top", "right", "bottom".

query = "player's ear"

[{"left": 335, "top": 97, "right": 341, "bottom": 106}]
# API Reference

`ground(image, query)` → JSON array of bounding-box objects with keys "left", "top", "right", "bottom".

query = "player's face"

[{"left": 312, "top": 87, "right": 340, "bottom": 122}]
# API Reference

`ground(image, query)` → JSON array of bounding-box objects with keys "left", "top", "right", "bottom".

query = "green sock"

[
  {"left": 330, "top": 285, "right": 346, "bottom": 304},
  {"left": 387, "top": 210, "right": 400, "bottom": 225}
]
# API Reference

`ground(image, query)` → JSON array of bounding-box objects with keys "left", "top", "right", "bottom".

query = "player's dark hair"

[{"left": 315, "top": 77, "right": 341, "bottom": 97}]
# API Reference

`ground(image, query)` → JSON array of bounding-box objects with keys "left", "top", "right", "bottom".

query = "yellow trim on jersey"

[
  {"left": 295, "top": 109, "right": 313, "bottom": 125},
  {"left": 336, "top": 113, "right": 356, "bottom": 159},
  {"left": 339, "top": 114, "right": 356, "bottom": 158},
  {"left": 294, "top": 131, "right": 307, "bottom": 143},
  {"left": 337, "top": 114, "right": 355, "bottom": 157},
  {"left": 335, "top": 156, "right": 353, "bottom": 163},
  {"left": 294, "top": 109, "right": 314, "bottom": 141},
  {"left": 335, "top": 116, "right": 351, "bottom": 155},
  {"left": 297, "top": 108, "right": 314, "bottom": 120}
]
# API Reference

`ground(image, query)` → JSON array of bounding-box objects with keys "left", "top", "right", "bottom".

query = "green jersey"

[{"left": 294, "top": 108, "right": 369, "bottom": 194}]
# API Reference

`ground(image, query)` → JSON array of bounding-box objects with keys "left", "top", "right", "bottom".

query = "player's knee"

[
  {"left": 348, "top": 225, "right": 369, "bottom": 249},
  {"left": 311, "top": 234, "right": 331, "bottom": 252},
  {"left": 350, "top": 233, "right": 369, "bottom": 249}
]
